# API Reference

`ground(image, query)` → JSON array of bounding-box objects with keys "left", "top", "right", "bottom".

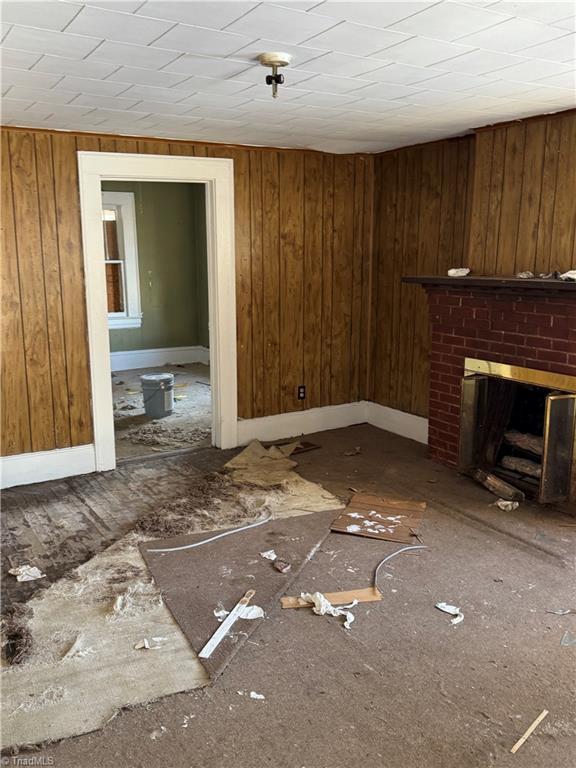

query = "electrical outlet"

[{"left": 297, "top": 385, "right": 306, "bottom": 400}]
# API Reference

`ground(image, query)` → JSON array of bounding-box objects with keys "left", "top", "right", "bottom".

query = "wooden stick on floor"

[{"left": 510, "top": 710, "right": 549, "bottom": 754}]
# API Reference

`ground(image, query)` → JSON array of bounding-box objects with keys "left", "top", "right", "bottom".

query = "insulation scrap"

[
  {"left": 560, "top": 631, "right": 576, "bottom": 647},
  {"left": 560, "top": 270, "right": 576, "bottom": 281},
  {"left": 496, "top": 499, "right": 520, "bottom": 512},
  {"left": 214, "top": 605, "right": 264, "bottom": 622},
  {"left": 436, "top": 602, "right": 464, "bottom": 625},
  {"left": 150, "top": 726, "right": 167, "bottom": 740},
  {"left": 448, "top": 267, "right": 470, "bottom": 277},
  {"left": 134, "top": 637, "right": 167, "bottom": 650},
  {"left": 343, "top": 446, "right": 361, "bottom": 456},
  {"left": 300, "top": 592, "right": 358, "bottom": 630},
  {"left": 249, "top": 691, "right": 265, "bottom": 700},
  {"left": 274, "top": 559, "right": 291, "bottom": 573},
  {"left": 9, "top": 565, "right": 46, "bottom": 582},
  {"left": 260, "top": 549, "right": 277, "bottom": 561}
]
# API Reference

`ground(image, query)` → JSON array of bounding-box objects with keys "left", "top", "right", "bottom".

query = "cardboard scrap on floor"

[{"left": 331, "top": 493, "right": 425, "bottom": 544}]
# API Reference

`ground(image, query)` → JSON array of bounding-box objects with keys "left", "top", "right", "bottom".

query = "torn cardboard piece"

[{"left": 331, "top": 493, "right": 425, "bottom": 544}]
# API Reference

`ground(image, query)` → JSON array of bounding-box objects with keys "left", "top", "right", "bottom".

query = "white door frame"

[{"left": 77, "top": 151, "right": 238, "bottom": 472}]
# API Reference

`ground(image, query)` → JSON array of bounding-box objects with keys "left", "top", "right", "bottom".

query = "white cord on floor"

[
  {"left": 374, "top": 544, "right": 428, "bottom": 590},
  {"left": 146, "top": 513, "right": 272, "bottom": 554}
]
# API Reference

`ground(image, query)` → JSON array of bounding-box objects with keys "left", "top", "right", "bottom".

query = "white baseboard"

[
  {"left": 365, "top": 402, "right": 428, "bottom": 445},
  {"left": 237, "top": 401, "right": 429, "bottom": 446},
  {"left": 237, "top": 402, "right": 366, "bottom": 445},
  {"left": 110, "top": 345, "right": 209, "bottom": 372},
  {"left": 0, "top": 444, "right": 96, "bottom": 489}
]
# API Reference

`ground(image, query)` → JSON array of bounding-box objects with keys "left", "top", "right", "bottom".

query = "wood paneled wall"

[
  {"left": 369, "top": 136, "right": 474, "bottom": 417},
  {"left": 468, "top": 112, "right": 576, "bottom": 275},
  {"left": 1, "top": 127, "right": 374, "bottom": 455},
  {"left": 370, "top": 109, "right": 575, "bottom": 419}
]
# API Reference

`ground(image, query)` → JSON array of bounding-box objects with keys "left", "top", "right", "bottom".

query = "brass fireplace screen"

[{"left": 459, "top": 359, "right": 576, "bottom": 503}]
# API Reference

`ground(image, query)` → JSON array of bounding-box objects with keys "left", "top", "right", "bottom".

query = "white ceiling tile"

[
  {"left": 518, "top": 33, "right": 576, "bottom": 63},
  {"left": 302, "top": 20, "right": 411, "bottom": 55},
  {"left": 492, "top": 58, "right": 574, "bottom": 82},
  {"left": 457, "top": 17, "right": 568, "bottom": 52},
  {"left": 401, "top": 89, "right": 475, "bottom": 105},
  {"left": 286, "top": 89, "right": 364, "bottom": 107},
  {"left": 162, "top": 54, "right": 251, "bottom": 78},
  {"left": 1, "top": 1, "right": 83, "bottom": 31},
  {"left": 55, "top": 75, "right": 133, "bottom": 96},
  {"left": 432, "top": 49, "right": 528, "bottom": 74},
  {"left": 228, "top": 81, "right": 308, "bottom": 100},
  {"left": 1, "top": 23, "right": 13, "bottom": 42},
  {"left": 311, "top": 1, "right": 440, "bottom": 28},
  {"left": 25, "top": 100, "right": 95, "bottom": 116},
  {"left": 364, "top": 63, "right": 446, "bottom": 85},
  {"left": 176, "top": 91, "right": 252, "bottom": 108},
  {"left": 71, "top": 92, "right": 141, "bottom": 109},
  {"left": 87, "top": 40, "right": 182, "bottom": 68},
  {"left": 5, "top": 85, "right": 78, "bottom": 104},
  {"left": 388, "top": 2, "right": 510, "bottom": 41},
  {"left": 33, "top": 53, "right": 118, "bottom": 78},
  {"left": 66, "top": 5, "right": 175, "bottom": 45},
  {"left": 1, "top": 66, "right": 63, "bottom": 88},
  {"left": 115, "top": 84, "right": 193, "bottom": 102},
  {"left": 150, "top": 23, "right": 254, "bottom": 56},
  {"left": 136, "top": 1, "right": 255, "bottom": 30},
  {"left": 296, "top": 51, "right": 388, "bottom": 77},
  {"left": 83, "top": 1, "right": 146, "bottom": 11},
  {"left": 2, "top": 26, "right": 102, "bottom": 58},
  {"left": 2, "top": 97, "right": 36, "bottom": 112},
  {"left": 419, "top": 71, "right": 498, "bottom": 91},
  {"left": 181, "top": 105, "right": 249, "bottom": 120},
  {"left": 345, "top": 97, "right": 409, "bottom": 113},
  {"left": 553, "top": 15, "right": 576, "bottom": 31},
  {"left": 356, "top": 80, "right": 426, "bottom": 99},
  {"left": 465, "top": 79, "right": 552, "bottom": 97},
  {"left": 106, "top": 65, "right": 191, "bottom": 87},
  {"left": 126, "top": 99, "right": 193, "bottom": 114},
  {"left": 290, "top": 73, "right": 372, "bottom": 93},
  {"left": 223, "top": 4, "right": 338, "bottom": 45},
  {"left": 225, "top": 38, "right": 326, "bottom": 67},
  {"left": 533, "top": 70, "right": 576, "bottom": 88},
  {"left": 488, "top": 2, "right": 576, "bottom": 26},
  {"left": 70, "top": 106, "right": 149, "bottom": 121},
  {"left": 173, "top": 76, "right": 254, "bottom": 96},
  {"left": 0, "top": 48, "right": 43, "bottom": 70},
  {"left": 377, "top": 36, "right": 475, "bottom": 66}
]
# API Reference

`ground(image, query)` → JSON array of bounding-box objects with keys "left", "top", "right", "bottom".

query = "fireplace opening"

[{"left": 459, "top": 360, "right": 576, "bottom": 503}]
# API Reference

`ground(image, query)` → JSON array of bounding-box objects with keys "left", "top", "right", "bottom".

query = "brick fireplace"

[{"left": 404, "top": 276, "right": 576, "bottom": 502}]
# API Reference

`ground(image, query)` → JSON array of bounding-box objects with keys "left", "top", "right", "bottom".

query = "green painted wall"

[{"left": 102, "top": 181, "right": 208, "bottom": 353}]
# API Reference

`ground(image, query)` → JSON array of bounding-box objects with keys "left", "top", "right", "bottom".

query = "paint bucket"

[{"left": 140, "top": 373, "right": 174, "bottom": 419}]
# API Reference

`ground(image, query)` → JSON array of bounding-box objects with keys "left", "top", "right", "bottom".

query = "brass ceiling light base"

[{"left": 257, "top": 52, "right": 293, "bottom": 98}]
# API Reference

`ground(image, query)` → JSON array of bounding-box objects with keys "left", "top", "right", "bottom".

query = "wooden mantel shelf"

[{"left": 402, "top": 275, "right": 576, "bottom": 291}]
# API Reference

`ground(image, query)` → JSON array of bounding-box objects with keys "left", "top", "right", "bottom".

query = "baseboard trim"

[
  {"left": 0, "top": 444, "right": 96, "bottom": 489},
  {"left": 237, "top": 402, "right": 367, "bottom": 445},
  {"left": 365, "top": 402, "right": 428, "bottom": 445},
  {"left": 237, "top": 401, "right": 429, "bottom": 446},
  {"left": 110, "top": 345, "right": 209, "bottom": 372}
]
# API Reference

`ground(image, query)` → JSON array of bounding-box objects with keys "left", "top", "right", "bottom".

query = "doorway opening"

[
  {"left": 101, "top": 180, "right": 211, "bottom": 460},
  {"left": 78, "top": 151, "right": 237, "bottom": 474}
]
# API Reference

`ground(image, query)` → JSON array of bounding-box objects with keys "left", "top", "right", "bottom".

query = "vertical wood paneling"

[
  {"left": 320, "top": 155, "right": 334, "bottom": 407},
  {"left": 279, "top": 152, "right": 304, "bottom": 413},
  {"left": 551, "top": 115, "right": 576, "bottom": 271},
  {"left": 1, "top": 135, "right": 31, "bottom": 455},
  {"left": 515, "top": 120, "right": 546, "bottom": 273},
  {"left": 9, "top": 131, "right": 56, "bottom": 451},
  {"left": 331, "top": 155, "right": 355, "bottom": 405},
  {"left": 359, "top": 156, "right": 375, "bottom": 402},
  {"left": 249, "top": 151, "right": 265, "bottom": 418},
  {"left": 261, "top": 151, "right": 281, "bottom": 416},
  {"left": 467, "top": 130, "right": 494, "bottom": 273},
  {"left": 303, "top": 152, "right": 323, "bottom": 409},
  {"left": 497, "top": 123, "right": 527, "bottom": 274},
  {"left": 52, "top": 133, "right": 92, "bottom": 445},
  {"left": 35, "top": 133, "right": 71, "bottom": 447}
]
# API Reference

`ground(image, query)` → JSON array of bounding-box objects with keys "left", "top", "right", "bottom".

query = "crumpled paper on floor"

[
  {"left": 9, "top": 565, "right": 46, "bottom": 582},
  {"left": 300, "top": 591, "right": 358, "bottom": 629},
  {"left": 436, "top": 602, "right": 464, "bottom": 625}
]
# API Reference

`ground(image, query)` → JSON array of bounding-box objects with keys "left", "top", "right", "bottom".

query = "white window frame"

[{"left": 102, "top": 191, "right": 142, "bottom": 329}]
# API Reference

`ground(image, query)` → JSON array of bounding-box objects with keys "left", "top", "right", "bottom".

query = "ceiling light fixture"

[{"left": 257, "top": 52, "right": 292, "bottom": 99}]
